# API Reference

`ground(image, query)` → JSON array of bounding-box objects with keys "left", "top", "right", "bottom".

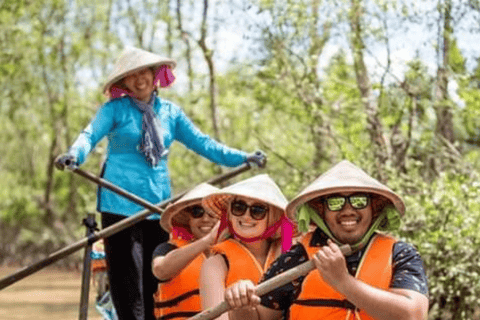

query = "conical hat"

[
  {"left": 202, "top": 174, "right": 288, "bottom": 228},
  {"left": 160, "top": 183, "right": 219, "bottom": 233},
  {"left": 102, "top": 47, "right": 176, "bottom": 94},
  {"left": 286, "top": 160, "right": 405, "bottom": 222}
]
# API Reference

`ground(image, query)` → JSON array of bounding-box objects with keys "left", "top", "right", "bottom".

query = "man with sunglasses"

[{"left": 224, "top": 160, "right": 429, "bottom": 320}]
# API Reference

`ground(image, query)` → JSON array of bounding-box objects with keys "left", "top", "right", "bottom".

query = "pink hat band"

[
  {"left": 217, "top": 214, "right": 294, "bottom": 253},
  {"left": 171, "top": 225, "right": 195, "bottom": 241}
]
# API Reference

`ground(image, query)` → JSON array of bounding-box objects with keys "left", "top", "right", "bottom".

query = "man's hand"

[{"left": 312, "top": 239, "right": 351, "bottom": 291}]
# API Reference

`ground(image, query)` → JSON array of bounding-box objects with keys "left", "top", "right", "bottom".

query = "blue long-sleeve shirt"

[{"left": 68, "top": 96, "right": 247, "bottom": 218}]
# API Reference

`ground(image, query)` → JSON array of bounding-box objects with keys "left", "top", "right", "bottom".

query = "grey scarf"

[{"left": 131, "top": 92, "right": 167, "bottom": 166}]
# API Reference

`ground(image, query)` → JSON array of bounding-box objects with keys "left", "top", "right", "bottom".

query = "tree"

[
  {"left": 348, "top": 0, "right": 389, "bottom": 181},
  {"left": 434, "top": 0, "right": 456, "bottom": 145}
]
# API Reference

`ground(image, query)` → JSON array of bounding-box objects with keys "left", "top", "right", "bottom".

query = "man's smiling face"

[{"left": 320, "top": 193, "right": 373, "bottom": 244}]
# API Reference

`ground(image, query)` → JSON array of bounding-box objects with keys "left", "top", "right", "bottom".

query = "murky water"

[{"left": 0, "top": 266, "right": 103, "bottom": 320}]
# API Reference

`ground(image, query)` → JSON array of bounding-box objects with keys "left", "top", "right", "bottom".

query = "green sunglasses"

[{"left": 324, "top": 194, "right": 370, "bottom": 211}]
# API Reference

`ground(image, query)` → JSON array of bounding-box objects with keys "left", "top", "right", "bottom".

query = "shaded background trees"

[{"left": 1, "top": 0, "right": 480, "bottom": 318}]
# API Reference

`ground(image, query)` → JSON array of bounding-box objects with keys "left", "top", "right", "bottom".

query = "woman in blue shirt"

[{"left": 55, "top": 47, "right": 264, "bottom": 320}]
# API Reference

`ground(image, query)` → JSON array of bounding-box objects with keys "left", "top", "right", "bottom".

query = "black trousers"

[{"left": 102, "top": 212, "right": 169, "bottom": 320}]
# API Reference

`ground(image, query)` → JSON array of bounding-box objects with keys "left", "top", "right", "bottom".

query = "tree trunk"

[
  {"left": 349, "top": 0, "right": 388, "bottom": 181},
  {"left": 126, "top": 0, "right": 144, "bottom": 47},
  {"left": 39, "top": 22, "right": 56, "bottom": 226},
  {"left": 308, "top": 0, "right": 331, "bottom": 170},
  {"left": 197, "top": 0, "right": 220, "bottom": 141},
  {"left": 435, "top": 68, "right": 455, "bottom": 143},
  {"left": 434, "top": 0, "right": 455, "bottom": 143},
  {"left": 176, "top": 0, "right": 194, "bottom": 92}
]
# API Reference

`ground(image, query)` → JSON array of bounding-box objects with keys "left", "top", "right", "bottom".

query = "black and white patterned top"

[{"left": 260, "top": 228, "right": 429, "bottom": 311}]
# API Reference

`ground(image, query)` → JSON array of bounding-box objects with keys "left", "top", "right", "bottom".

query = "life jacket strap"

[
  {"left": 154, "top": 289, "right": 199, "bottom": 308},
  {"left": 292, "top": 298, "right": 356, "bottom": 310},
  {"left": 157, "top": 311, "right": 199, "bottom": 320}
]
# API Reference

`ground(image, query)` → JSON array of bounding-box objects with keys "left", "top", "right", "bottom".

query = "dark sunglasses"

[
  {"left": 185, "top": 205, "right": 207, "bottom": 219},
  {"left": 230, "top": 199, "right": 269, "bottom": 220},
  {"left": 324, "top": 194, "right": 370, "bottom": 211}
]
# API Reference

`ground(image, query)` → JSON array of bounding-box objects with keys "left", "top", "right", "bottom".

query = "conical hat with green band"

[{"left": 286, "top": 160, "right": 405, "bottom": 231}]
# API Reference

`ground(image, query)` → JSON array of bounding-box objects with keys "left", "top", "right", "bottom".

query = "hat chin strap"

[
  {"left": 300, "top": 205, "right": 386, "bottom": 254},
  {"left": 217, "top": 214, "right": 293, "bottom": 252}
]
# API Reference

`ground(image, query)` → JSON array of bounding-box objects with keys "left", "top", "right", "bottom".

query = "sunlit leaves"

[{"left": 1, "top": 0, "right": 480, "bottom": 317}]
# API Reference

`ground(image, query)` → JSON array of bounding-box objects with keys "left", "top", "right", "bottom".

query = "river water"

[{"left": 0, "top": 266, "right": 103, "bottom": 320}]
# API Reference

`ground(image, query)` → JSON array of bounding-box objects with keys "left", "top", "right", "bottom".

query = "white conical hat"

[
  {"left": 160, "top": 183, "right": 219, "bottom": 233},
  {"left": 202, "top": 174, "right": 288, "bottom": 230},
  {"left": 102, "top": 47, "right": 176, "bottom": 94},
  {"left": 286, "top": 160, "right": 405, "bottom": 222}
]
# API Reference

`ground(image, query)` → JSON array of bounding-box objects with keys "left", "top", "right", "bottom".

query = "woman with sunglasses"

[
  {"left": 152, "top": 183, "right": 230, "bottom": 320},
  {"left": 223, "top": 160, "right": 429, "bottom": 320},
  {"left": 199, "top": 174, "right": 295, "bottom": 320}
]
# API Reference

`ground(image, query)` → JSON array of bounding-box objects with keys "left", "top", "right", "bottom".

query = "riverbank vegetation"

[{"left": 1, "top": 1, "right": 479, "bottom": 319}]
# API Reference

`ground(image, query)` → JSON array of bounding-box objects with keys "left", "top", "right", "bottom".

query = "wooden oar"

[
  {"left": 190, "top": 245, "right": 352, "bottom": 320},
  {"left": 0, "top": 163, "right": 253, "bottom": 290},
  {"left": 70, "top": 163, "right": 253, "bottom": 213}
]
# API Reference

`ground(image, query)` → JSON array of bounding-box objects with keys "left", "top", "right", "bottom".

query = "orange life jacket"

[
  {"left": 289, "top": 232, "right": 396, "bottom": 320},
  {"left": 91, "top": 258, "right": 107, "bottom": 273},
  {"left": 153, "top": 238, "right": 205, "bottom": 320},
  {"left": 212, "top": 238, "right": 280, "bottom": 287}
]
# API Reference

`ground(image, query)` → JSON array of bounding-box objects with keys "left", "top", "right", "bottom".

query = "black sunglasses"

[
  {"left": 324, "top": 194, "right": 370, "bottom": 211},
  {"left": 230, "top": 199, "right": 269, "bottom": 220},
  {"left": 185, "top": 205, "right": 207, "bottom": 219}
]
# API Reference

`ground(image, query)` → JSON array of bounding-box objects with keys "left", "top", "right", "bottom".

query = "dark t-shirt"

[
  {"left": 152, "top": 242, "right": 178, "bottom": 283},
  {"left": 152, "top": 242, "right": 177, "bottom": 259},
  {"left": 260, "top": 228, "right": 429, "bottom": 311}
]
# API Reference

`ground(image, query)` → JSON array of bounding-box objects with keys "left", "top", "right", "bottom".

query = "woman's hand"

[
  {"left": 246, "top": 150, "right": 267, "bottom": 168},
  {"left": 204, "top": 221, "right": 221, "bottom": 246},
  {"left": 204, "top": 220, "right": 230, "bottom": 247},
  {"left": 54, "top": 154, "right": 77, "bottom": 170},
  {"left": 224, "top": 280, "right": 260, "bottom": 310}
]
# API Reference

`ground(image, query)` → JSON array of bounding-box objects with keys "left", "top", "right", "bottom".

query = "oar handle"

[
  {"left": 70, "top": 162, "right": 252, "bottom": 213},
  {"left": 205, "top": 163, "right": 252, "bottom": 186},
  {"left": 190, "top": 245, "right": 351, "bottom": 320},
  {"left": 71, "top": 167, "right": 165, "bottom": 215},
  {"left": 0, "top": 163, "right": 254, "bottom": 291}
]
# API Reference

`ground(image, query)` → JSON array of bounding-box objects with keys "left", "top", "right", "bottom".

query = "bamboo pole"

[
  {"left": 78, "top": 213, "right": 96, "bottom": 320},
  {"left": 0, "top": 163, "right": 252, "bottom": 290}
]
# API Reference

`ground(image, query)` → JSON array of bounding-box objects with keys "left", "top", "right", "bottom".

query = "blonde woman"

[{"left": 199, "top": 174, "right": 294, "bottom": 320}]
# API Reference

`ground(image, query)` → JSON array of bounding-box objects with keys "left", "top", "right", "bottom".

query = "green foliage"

[
  {"left": 392, "top": 162, "right": 480, "bottom": 319},
  {"left": 1, "top": 0, "right": 480, "bottom": 318},
  {"left": 455, "top": 58, "right": 480, "bottom": 171},
  {"left": 448, "top": 39, "right": 466, "bottom": 74}
]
